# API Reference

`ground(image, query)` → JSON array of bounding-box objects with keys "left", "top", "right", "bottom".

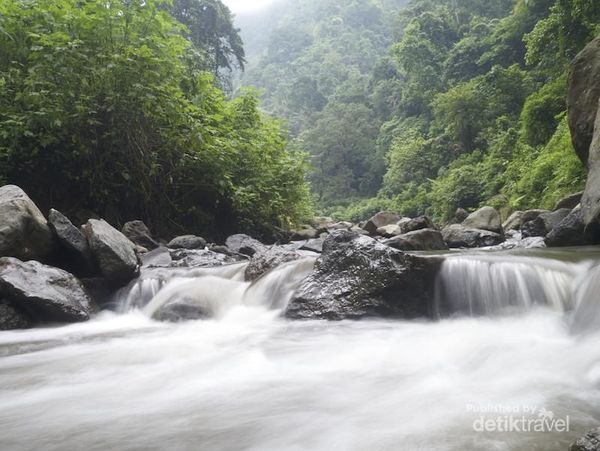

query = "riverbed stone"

[
  {"left": 0, "top": 300, "right": 31, "bottom": 330},
  {"left": 462, "top": 206, "right": 503, "bottom": 234},
  {"left": 83, "top": 219, "right": 139, "bottom": 286},
  {"left": 0, "top": 257, "right": 92, "bottom": 323},
  {"left": 441, "top": 224, "right": 504, "bottom": 248},
  {"left": 0, "top": 185, "right": 54, "bottom": 261},
  {"left": 122, "top": 221, "right": 159, "bottom": 250},
  {"left": 167, "top": 235, "right": 207, "bottom": 250},
  {"left": 286, "top": 231, "right": 440, "bottom": 320},
  {"left": 245, "top": 246, "right": 302, "bottom": 281},
  {"left": 384, "top": 229, "right": 448, "bottom": 251},
  {"left": 225, "top": 234, "right": 267, "bottom": 257},
  {"left": 364, "top": 211, "right": 402, "bottom": 235}
]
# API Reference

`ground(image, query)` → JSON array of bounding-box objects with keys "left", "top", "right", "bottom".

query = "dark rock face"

[
  {"left": 83, "top": 219, "right": 139, "bottom": 287},
  {"left": 0, "top": 257, "right": 92, "bottom": 322},
  {"left": 122, "top": 221, "right": 159, "bottom": 250},
  {"left": 441, "top": 224, "right": 504, "bottom": 248},
  {"left": 521, "top": 209, "right": 549, "bottom": 223},
  {"left": 399, "top": 216, "right": 436, "bottom": 234},
  {"left": 0, "top": 185, "right": 54, "bottom": 261},
  {"left": 521, "top": 219, "right": 547, "bottom": 238},
  {"left": 225, "top": 234, "right": 267, "bottom": 257},
  {"left": 167, "top": 235, "right": 207, "bottom": 250},
  {"left": 554, "top": 192, "right": 583, "bottom": 210},
  {"left": 568, "top": 37, "right": 600, "bottom": 166},
  {"left": 384, "top": 229, "right": 448, "bottom": 252},
  {"left": 285, "top": 231, "right": 440, "bottom": 320},
  {"left": 245, "top": 247, "right": 302, "bottom": 281},
  {"left": 462, "top": 206, "right": 503, "bottom": 234},
  {"left": 570, "top": 427, "right": 600, "bottom": 451},
  {"left": 364, "top": 211, "right": 402, "bottom": 235},
  {"left": 48, "top": 209, "right": 95, "bottom": 275},
  {"left": 522, "top": 209, "right": 571, "bottom": 238},
  {"left": 545, "top": 207, "right": 600, "bottom": 247},
  {"left": 0, "top": 300, "right": 31, "bottom": 330}
]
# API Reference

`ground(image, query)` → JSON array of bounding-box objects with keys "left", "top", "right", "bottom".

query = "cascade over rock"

[{"left": 285, "top": 231, "right": 440, "bottom": 320}]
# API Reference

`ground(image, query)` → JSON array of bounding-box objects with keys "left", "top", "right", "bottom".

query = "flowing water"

[{"left": 2, "top": 248, "right": 600, "bottom": 451}]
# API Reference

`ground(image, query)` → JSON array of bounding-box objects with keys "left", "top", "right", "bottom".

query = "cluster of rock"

[{"left": 0, "top": 184, "right": 251, "bottom": 330}]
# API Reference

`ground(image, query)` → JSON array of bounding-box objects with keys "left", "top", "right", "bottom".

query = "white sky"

[{"left": 223, "top": 0, "right": 275, "bottom": 13}]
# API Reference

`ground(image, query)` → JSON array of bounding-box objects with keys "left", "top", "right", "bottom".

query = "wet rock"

[
  {"left": 245, "top": 247, "right": 302, "bottom": 281},
  {"left": 0, "top": 185, "right": 54, "bottom": 261},
  {"left": 0, "top": 300, "right": 31, "bottom": 330},
  {"left": 522, "top": 209, "right": 571, "bottom": 238},
  {"left": 554, "top": 192, "right": 583, "bottom": 211},
  {"left": 545, "top": 206, "right": 600, "bottom": 247},
  {"left": 441, "top": 224, "right": 504, "bottom": 248},
  {"left": 384, "top": 229, "right": 448, "bottom": 251},
  {"left": 310, "top": 216, "right": 336, "bottom": 232},
  {"left": 83, "top": 219, "right": 139, "bottom": 287},
  {"left": 0, "top": 257, "right": 92, "bottom": 323},
  {"left": 122, "top": 221, "right": 159, "bottom": 250},
  {"left": 326, "top": 221, "right": 353, "bottom": 232},
  {"left": 364, "top": 211, "right": 402, "bottom": 235},
  {"left": 350, "top": 225, "right": 370, "bottom": 236},
  {"left": 225, "top": 234, "right": 267, "bottom": 257},
  {"left": 48, "top": 209, "right": 95, "bottom": 275},
  {"left": 462, "top": 206, "right": 503, "bottom": 234},
  {"left": 286, "top": 231, "right": 440, "bottom": 320},
  {"left": 167, "top": 235, "right": 207, "bottom": 250},
  {"left": 569, "top": 427, "right": 600, "bottom": 451}
]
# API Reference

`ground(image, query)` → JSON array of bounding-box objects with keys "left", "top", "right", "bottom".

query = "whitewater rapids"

[{"left": 1, "top": 249, "right": 600, "bottom": 450}]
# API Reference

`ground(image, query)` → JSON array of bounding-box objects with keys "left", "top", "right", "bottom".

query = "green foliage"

[{"left": 0, "top": 0, "right": 312, "bottom": 239}]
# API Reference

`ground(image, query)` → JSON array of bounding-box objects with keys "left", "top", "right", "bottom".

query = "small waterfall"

[
  {"left": 434, "top": 254, "right": 593, "bottom": 317},
  {"left": 118, "top": 258, "right": 316, "bottom": 320},
  {"left": 570, "top": 265, "right": 600, "bottom": 333}
]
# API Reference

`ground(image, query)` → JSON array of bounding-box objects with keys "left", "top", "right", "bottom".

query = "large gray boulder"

[
  {"left": 442, "top": 224, "right": 504, "bottom": 248},
  {"left": 0, "top": 257, "right": 92, "bottom": 322},
  {"left": 0, "top": 185, "right": 54, "bottom": 261},
  {"left": 167, "top": 235, "right": 207, "bottom": 250},
  {"left": 462, "top": 206, "right": 503, "bottom": 234},
  {"left": 376, "top": 224, "right": 403, "bottom": 238},
  {"left": 384, "top": 229, "right": 448, "bottom": 252},
  {"left": 122, "top": 221, "right": 159, "bottom": 250},
  {"left": 364, "top": 211, "right": 402, "bottom": 235},
  {"left": 285, "top": 231, "right": 440, "bottom": 320},
  {"left": 399, "top": 216, "right": 437, "bottom": 234},
  {"left": 570, "top": 427, "right": 600, "bottom": 451},
  {"left": 83, "top": 219, "right": 138, "bottom": 286},
  {"left": 245, "top": 247, "right": 302, "bottom": 281},
  {"left": 225, "top": 234, "right": 267, "bottom": 257},
  {"left": 521, "top": 209, "right": 550, "bottom": 223}
]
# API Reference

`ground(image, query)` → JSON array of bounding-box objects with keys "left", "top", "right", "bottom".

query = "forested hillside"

[
  {"left": 0, "top": 0, "right": 312, "bottom": 240},
  {"left": 241, "top": 0, "right": 600, "bottom": 223}
]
